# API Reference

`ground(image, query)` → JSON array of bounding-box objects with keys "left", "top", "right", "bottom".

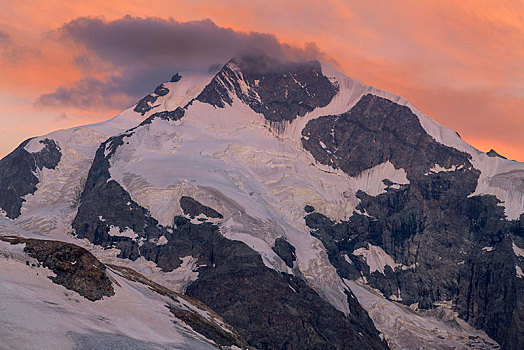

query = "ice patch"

[
  {"left": 155, "top": 236, "right": 168, "bottom": 246},
  {"left": 482, "top": 246, "right": 494, "bottom": 252},
  {"left": 24, "top": 138, "right": 47, "bottom": 153},
  {"left": 516, "top": 265, "right": 524, "bottom": 278},
  {"left": 170, "top": 255, "right": 200, "bottom": 291},
  {"left": 0, "top": 240, "right": 34, "bottom": 263},
  {"left": 343, "top": 254, "right": 353, "bottom": 265},
  {"left": 428, "top": 163, "right": 463, "bottom": 174},
  {"left": 353, "top": 243, "right": 400, "bottom": 275},
  {"left": 189, "top": 214, "right": 222, "bottom": 225},
  {"left": 513, "top": 242, "right": 524, "bottom": 258},
  {"left": 108, "top": 226, "right": 138, "bottom": 239},
  {"left": 389, "top": 288, "right": 402, "bottom": 302},
  {"left": 220, "top": 216, "right": 289, "bottom": 272},
  {"left": 349, "top": 161, "right": 409, "bottom": 197}
]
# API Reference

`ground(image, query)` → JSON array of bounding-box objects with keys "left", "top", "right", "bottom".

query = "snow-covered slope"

[
  {"left": 11, "top": 59, "right": 523, "bottom": 243},
  {"left": 12, "top": 69, "right": 217, "bottom": 239}
]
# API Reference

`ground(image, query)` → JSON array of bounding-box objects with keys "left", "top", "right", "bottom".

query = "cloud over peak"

[
  {"left": 59, "top": 16, "right": 323, "bottom": 66},
  {"left": 38, "top": 16, "right": 327, "bottom": 110}
]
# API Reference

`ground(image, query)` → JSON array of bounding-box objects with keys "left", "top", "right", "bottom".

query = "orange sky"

[{"left": 0, "top": 0, "right": 523, "bottom": 160}]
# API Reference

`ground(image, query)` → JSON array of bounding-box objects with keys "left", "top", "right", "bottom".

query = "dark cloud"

[
  {"left": 38, "top": 16, "right": 328, "bottom": 110},
  {"left": 59, "top": 16, "right": 324, "bottom": 67},
  {"left": 71, "top": 54, "right": 93, "bottom": 71},
  {"left": 37, "top": 76, "right": 133, "bottom": 110}
]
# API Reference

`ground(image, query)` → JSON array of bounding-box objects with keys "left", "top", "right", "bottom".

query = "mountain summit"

[{"left": 1, "top": 54, "right": 523, "bottom": 349}]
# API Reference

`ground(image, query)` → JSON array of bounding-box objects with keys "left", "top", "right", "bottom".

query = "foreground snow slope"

[{"left": 0, "top": 237, "right": 244, "bottom": 350}]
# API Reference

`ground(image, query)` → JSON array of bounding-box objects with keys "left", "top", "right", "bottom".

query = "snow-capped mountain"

[{"left": 1, "top": 54, "right": 523, "bottom": 349}]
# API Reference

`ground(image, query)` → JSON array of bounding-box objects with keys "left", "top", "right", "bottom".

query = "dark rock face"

[
  {"left": 154, "top": 84, "right": 169, "bottom": 96},
  {"left": 188, "top": 252, "right": 385, "bottom": 350},
  {"left": 302, "top": 94, "right": 472, "bottom": 178},
  {"left": 180, "top": 196, "right": 223, "bottom": 219},
  {"left": 134, "top": 94, "right": 158, "bottom": 115},
  {"left": 72, "top": 135, "right": 162, "bottom": 261},
  {"left": 301, "top": 94, "right": 524, "bottom": 349},
  {"left": 134, "top": 84, "right": 170, "bottom": 115},
  {"left": 304, "top": 204, "right": 315, "bottom": 213},
  {"left": 197, "top": 55, "right": 339, "bottom": 122},
  {"left": 271, "top": 237, "right": 296, "bottom": 268},
  {"left": 487, "top": 149, "right": 507, "bottom": 159},
  {"left": 177, "top": 210, "right": 386, "bottom": 350},
  {"left": 0, "top": 236, "right": 114, "bottom": 301},
  {"left": 72, "top": 137, "right": 387, "bottom": 349},
  {"left": 304, "top": 213, "right": 362, "bottom": 282},
  {"left": 456, "top": 236, "right": 524, "bottom": 350},
  {"left": 170, "top": 73, "right": 182, "bottom": 82},
  {"left": 0, "top": 138, "right": 61, "bottom": 218},
  {"left": 139, "top": 107, "right": 185, "bottom": 127}
]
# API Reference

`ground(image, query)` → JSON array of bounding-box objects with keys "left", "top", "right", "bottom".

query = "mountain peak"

[
  {"left": 229, "top": 53, "right": 319, "bottom": 74},
  {"left": 195, "top": 53, "right": 339, "bottom": 122},
  {"left": 486, "top": 148, "right": 507, "bottom": 159}
]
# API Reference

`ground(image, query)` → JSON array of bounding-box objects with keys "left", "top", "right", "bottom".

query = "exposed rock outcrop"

[
  {"left": 197, "top": 55, "right": 339, "bottom": 122},
  {"left": 134, "top": 84, "right": 170, "bottom": 115},
  {"left": 301, "top": 94, "right": 523, "bottom": 349},
  {"left": 0, "top": 138, "right": 61, "bottom": 218},
  {"left": 486, "top": 149, "right": 507, "bottom": 159},
  {"left": 271, "top": 237, "right": 296, "bottom": 268},
  {"left": 0, "top": 236, "right": 113, "bottom": 301}
]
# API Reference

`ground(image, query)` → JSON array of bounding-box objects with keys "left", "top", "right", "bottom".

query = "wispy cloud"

[{"left": 0, "top": 30, "right": 40, "bottom": 65}]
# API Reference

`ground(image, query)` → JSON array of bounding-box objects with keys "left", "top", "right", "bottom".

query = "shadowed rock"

[
  {"left": 171, "top": 73, "right": 182, "bottom": 82},
  {"left": 134, "top": 84, "right": 170, "bottom": 115},
  {"left": 301, "top": 94, "right": 523, "bottom": 349},
  {"left": 180, "top": 196, "right": 223, "bottom": 219},
  {"left": 0, "top": 236, "right": 114, "bottom": 301},
  {"left": 486, "top": 149, "right": 507, "bottom": 159},
  {"left": 0, "top": 138, "right": 61, "bottom": 218},
  {"left": 272, "top": 237, "right": 296, "bottom": 268},
  {"left": 197, "top": 55, "right": 339, "bottom": 122}
]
